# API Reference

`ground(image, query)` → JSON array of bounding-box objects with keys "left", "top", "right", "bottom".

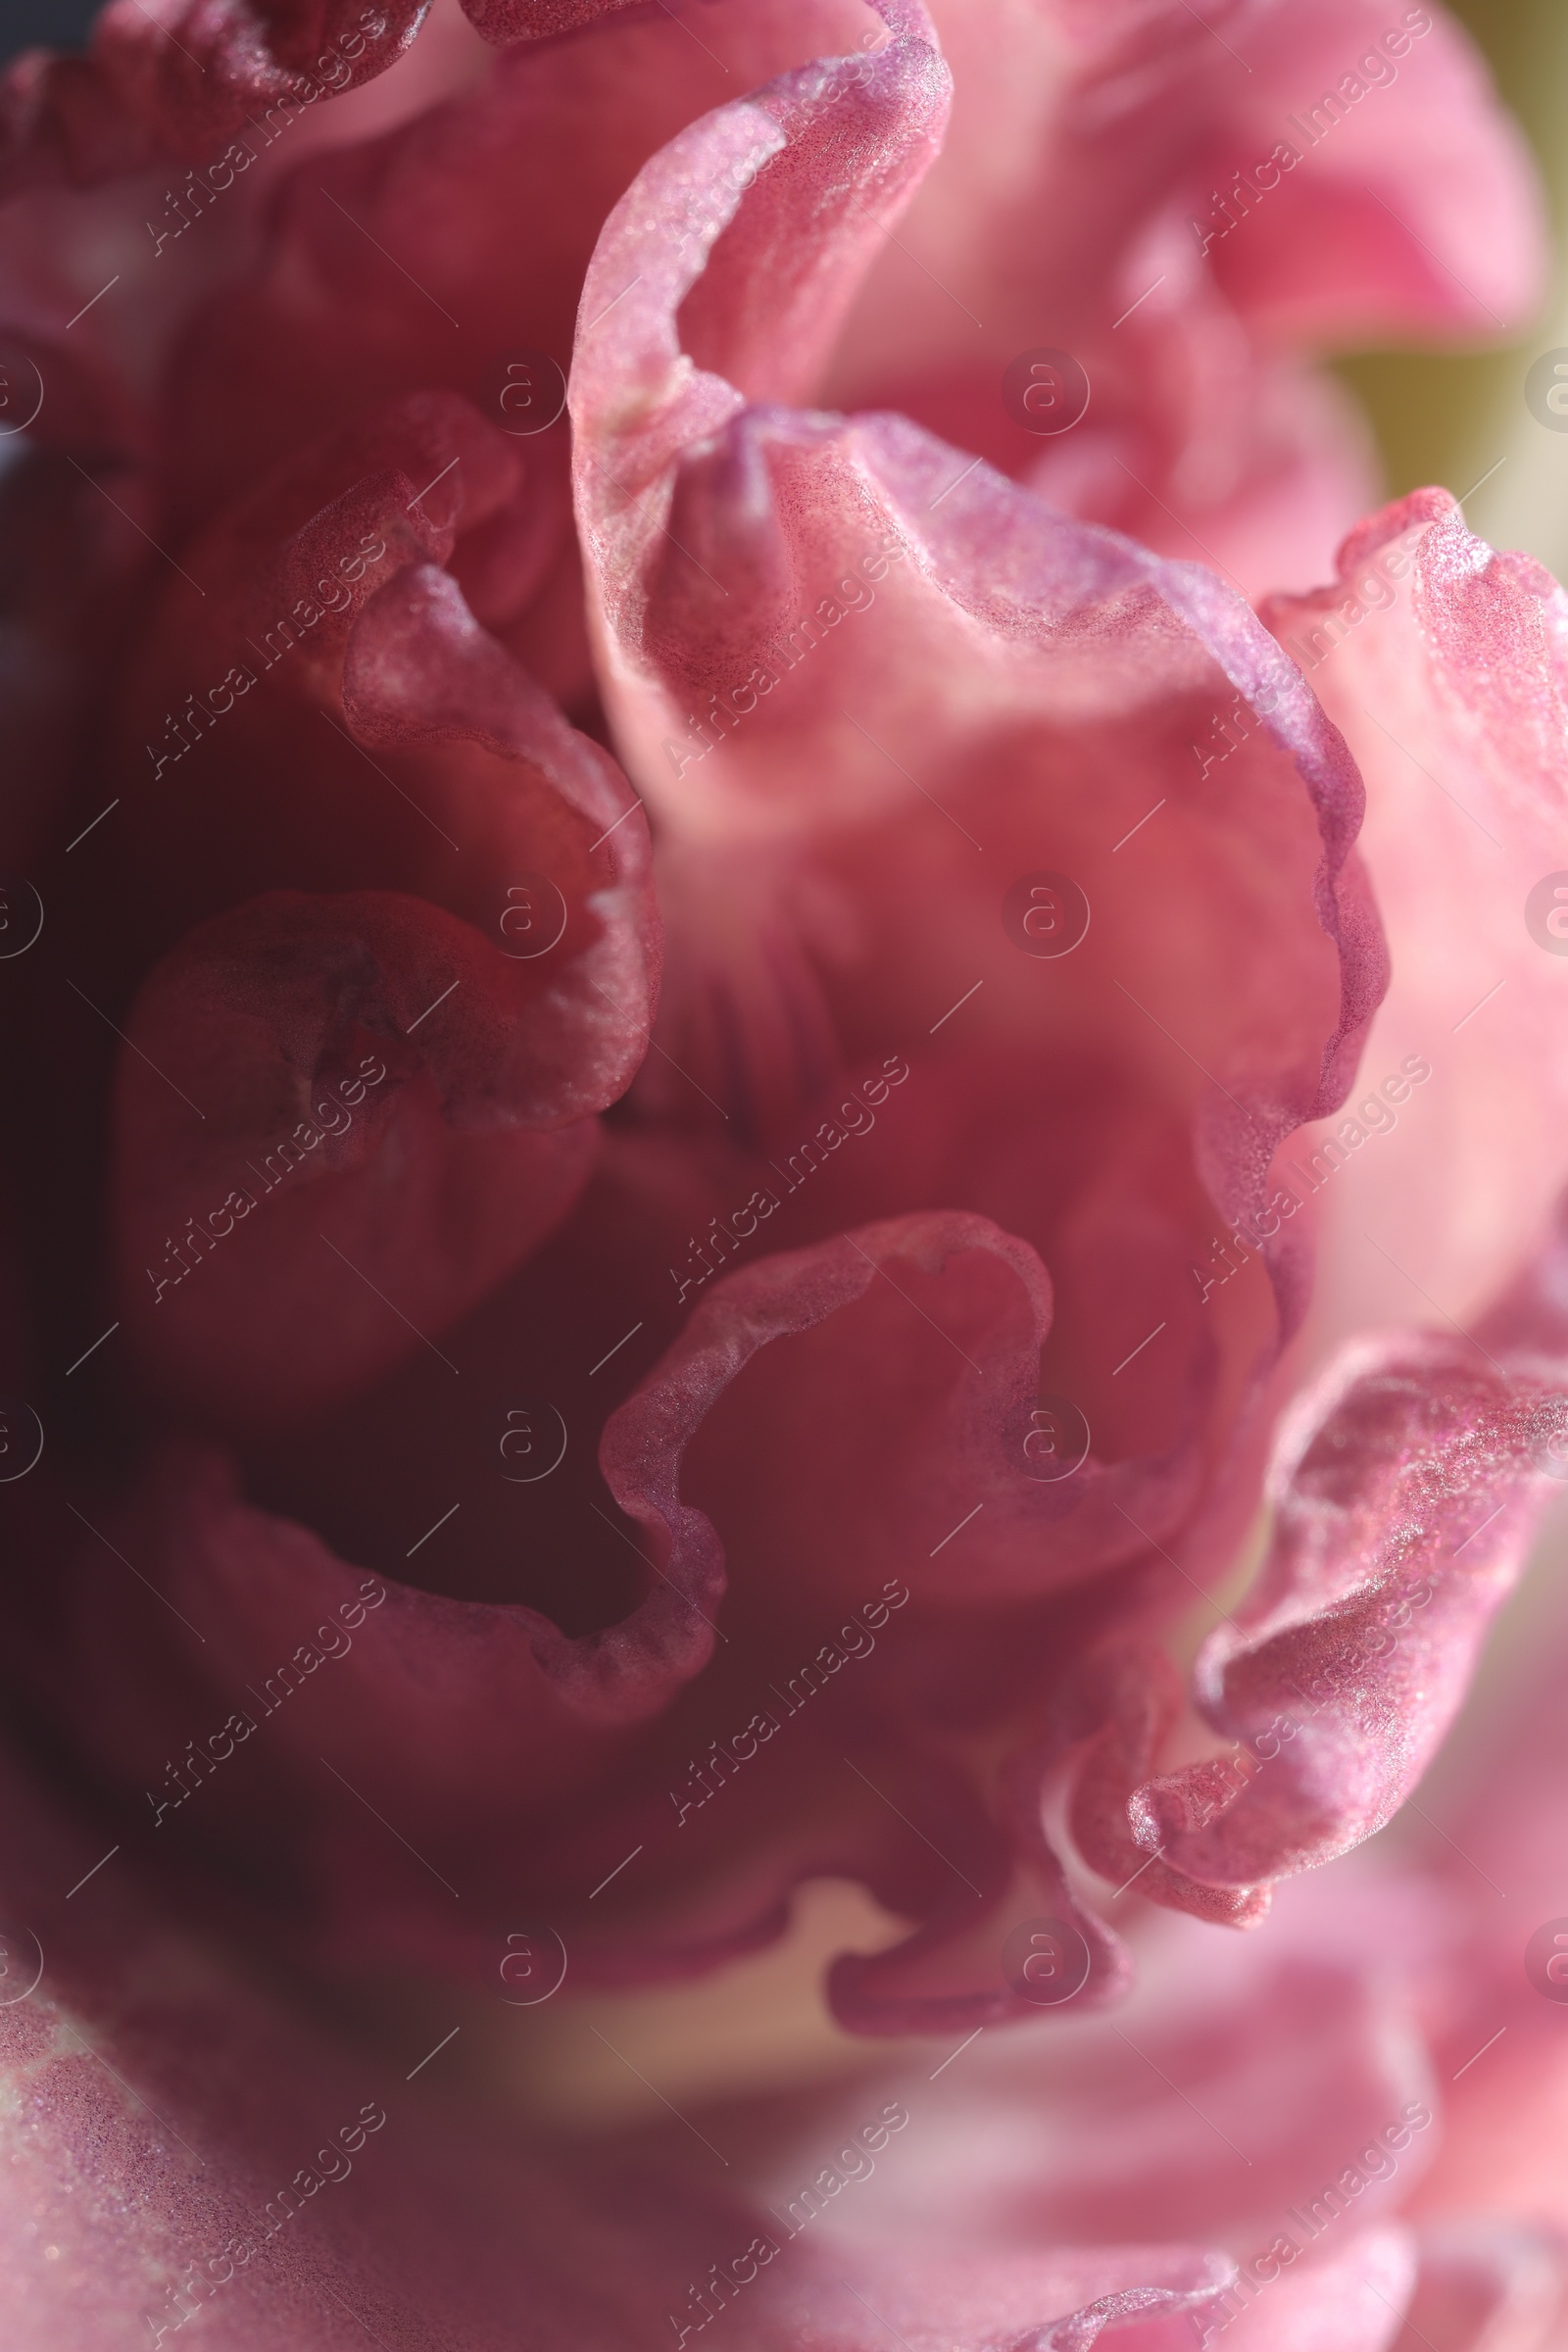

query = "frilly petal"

[
  {"left": 0, "top": 1725, "right": 1261, "bottom": 2352},
  {"left": 0, "top": 0, "right": 430, "bottom": 195},
  {"left": 569, "top": 2, "right": 1388, "bottom": 1675},
  {"left": 1261, "top": 491, "right": 1568, "bottom": 1359},
  {"left": 150, "top": 0, "right": 896, "bottom": 547},
  {"left": 1120, "top": 1332, "right": 1568, "bottom": 1899},
  {"left": 1068, "top": 1647, "right": 1271, "bottom": 1928},
  {"left": 822, "top": 0, "right": 1544, "bottom": 597},
  {"left": 96, "top": 393, "right": 656, "bottom": 1423}
]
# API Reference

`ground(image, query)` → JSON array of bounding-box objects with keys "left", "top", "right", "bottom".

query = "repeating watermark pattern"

[
  {"left": 669, "top": 1582, "right": 909, "bottom": 1826},
  {"left": 667, "top": 1055, "right": 911, "bottom": 1306},
  {"left": 1533, "top": 1399, "right": 1568, "bottom": 1483},
  {"left": 662, "top": 540, "right": 906, "bottom": 780},
  {"left": 144, "top": 1580, "right": 386, "bottom": 1827},
  {"left": 1187, "top": 2102, "right": 1434, "bottom": 2344},
  {"left": 144, "top": 1054, "right": 391, "bottom": 1305},
  {"left": 142, "top": 11, "right": 394, "bottom": 258},
  {"left": 144, "top": 2099, "right": 388, "bottom": 2341},
  {"left": 1158, "top": 1589, "right": 1442, "bottom": 1868},
  {"left": 1189, "top": 625, "right": 1408, "bottom": 793},
  {"left": 144, "top": 532, "right": 390, "bottom": 783},
  {"left": 1001, "top": 348, "right": 1091, "bottom": 436},
  {"left": 1169, "top": 1576, "right": 1447, "bottom": 1868},
  {"left": 1283, "top": 1578, "right": 1436, "bottom": 1720},
  {"left": 1190, "top": 11, "right": 1434, "bottom": 259}
]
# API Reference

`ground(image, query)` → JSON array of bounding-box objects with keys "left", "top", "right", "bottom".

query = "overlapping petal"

[
  {"left": 822, "top": 0, "right": 1545, "bottom": 596},
  {"left": 0, "top": 0, "right": 432, "bottom": 196},
  {"left": 1261, "top": 492, "right": 1568, "bottom": 1358},
  {"left": 78, "top": 390, "right": 658, "bottom": 1422},
  {"left": 1109, "top": 1330, "right": 1567, "bottom": 1907}
]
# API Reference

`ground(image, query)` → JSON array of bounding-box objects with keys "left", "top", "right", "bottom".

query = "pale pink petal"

[
  {"left": 1261, "top": 492, "right": 1568, "bottom": 1363},
  {"left": 1119, "top": 1331, "right": 1567, "bottom": 1902}
]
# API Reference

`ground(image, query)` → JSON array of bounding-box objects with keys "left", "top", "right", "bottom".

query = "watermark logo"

[
  {"left": 1525, "top": 1919, "right": 1568, "bottom": 2000},
  {"left": 1533, "top": 1399, "right": 1568, "bottom": 1484},
  {"left": 1002, "top": 347, "right": 1091, "bottom": 436},
  {"left": 496, "top": 874, "right": 568, "bottom": 959},
  {"left": 1017, "top": 1395, "right": 1092, "bottom": 1481},
  {"left": 499, "top": 1404, "right": 568, "bottom": 1484},
  {"left": 1002, "top": 1915, "right": 1092, "bottom": 2004},
  {"left": 0, "top": 1923, "right": 43, "bottom": 2006},
  {"left": 0, "top": 354, "right": 43, "bottom": 438},
  {"left": 0, "top": 880, "right": 43, "bottom": 958},
  {"left": 1525, "top": 871, "right": 1568, "bottom": 953},
  {"left": 482, "top": 351, "right": 567, "bottom": 438},
  {"left": 0, "top": 1399, "right": 43, "bottom": 1483},
  {"left": 498, "top": 1926, "right": 568, "bottom": 2005},
  {"left": 1525, "top": 351, "right": 1568, "bottom": 433},
  {"left": 1003, "top": 871, "right": 1091, "bottom": 957}
]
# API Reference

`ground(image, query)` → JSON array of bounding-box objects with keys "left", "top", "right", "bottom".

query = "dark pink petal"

[
  {"left": 36, "top": 1214, "right": 1135, "bottom": 2017},
  {"left": 461, "top": 0, "right": 641, "bottom": 39},
  {"left": 146, "top": 0, "right": 888, "bottom": 545},
  {"left": 110, "top": 886, "right": 607, "bottom": 1423},
  {"left": 0, "top": 0, "right": 431, "bottom": 196},
  {"left": 570, "top": 0, "right": 1385, "bottom": 1598},
  {"left": 599, "top": 1208, "right": 1137, "bottom": 2029},
  {"left": 91, "top": 394, "right": 656, "bottom": 1423},
  {"left": 571, "top": 8, "right": 1385, "bottom": 1203}
]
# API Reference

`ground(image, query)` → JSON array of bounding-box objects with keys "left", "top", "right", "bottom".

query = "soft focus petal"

[
  {"left": 0, "top": 1726, "right": 1264, "bottom": 2352},
  {"left": 822, "top": 0, "right": 1546, "bottom": 597},
  {"left": 1261, "top": 492, "right": 1568, "bottom": 1359},
  {"left": 0, "top": 0, "right": 432, "bottom": 195}
]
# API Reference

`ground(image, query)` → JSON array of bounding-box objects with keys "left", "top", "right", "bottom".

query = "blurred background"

[
  {"left": 0, "top": 0, "right": 1562, "bottom": 564},
  {"left": 1340, "top": 0, "right": 1568, "bottom": 573}
]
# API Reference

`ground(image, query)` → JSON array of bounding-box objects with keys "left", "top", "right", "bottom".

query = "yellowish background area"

[{"left": 1340, "top": 0, "right": 1568, "bottom": 568}]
